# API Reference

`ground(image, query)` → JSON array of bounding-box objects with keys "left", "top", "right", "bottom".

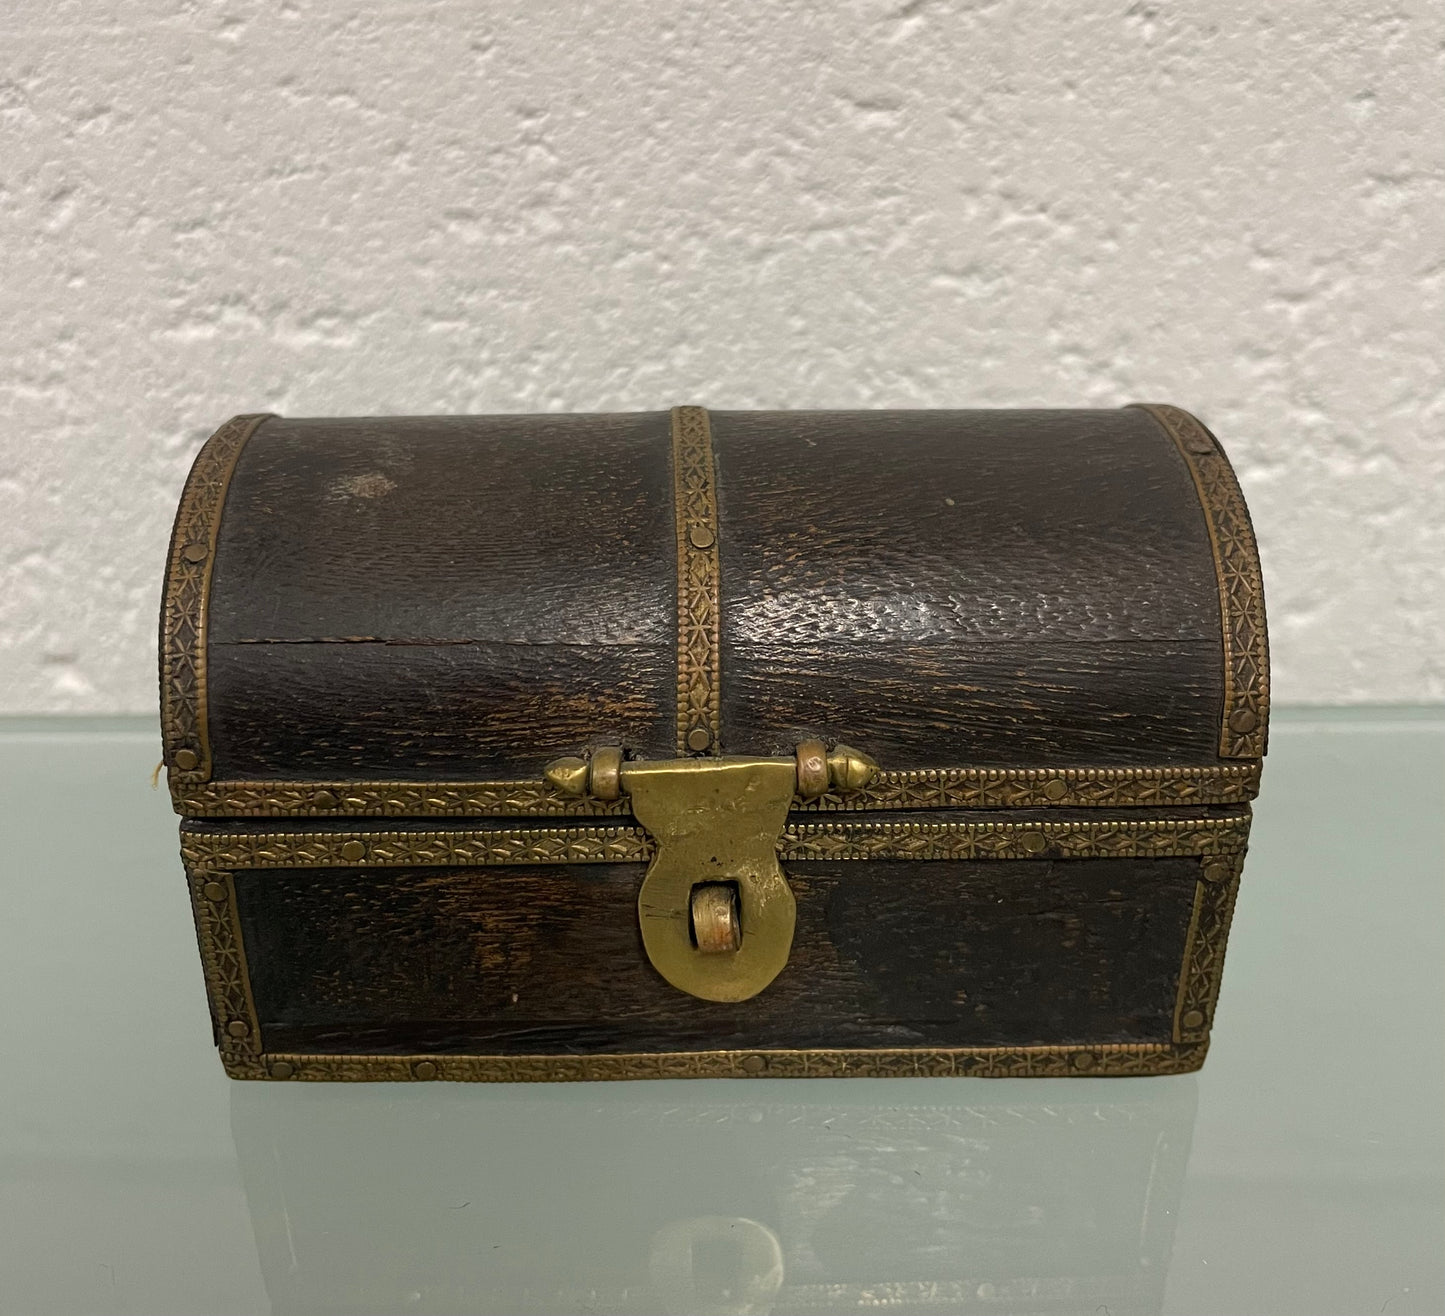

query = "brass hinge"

[{"left": 545, "top": 741, "right": 878, "bottom": 1002}]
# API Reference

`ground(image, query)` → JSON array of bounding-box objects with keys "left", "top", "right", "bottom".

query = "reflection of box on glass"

[{"left": 233, "top": 1077, "right": 1196, "bottom": 1315}]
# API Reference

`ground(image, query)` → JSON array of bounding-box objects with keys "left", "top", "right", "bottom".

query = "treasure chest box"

[{"left": 161, "top": 405, "right": 1267, "bottom": 1082}]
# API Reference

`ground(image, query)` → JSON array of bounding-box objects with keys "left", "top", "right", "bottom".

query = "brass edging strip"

[
  {"left": 1131, "top": 403, "right": 1270, "bottom": 758},
  {"left": 172, "top": 761, "right": 1261, "bottom": 817},
  {"left": 671, "top": 405, "right": 721, "bottom": 756},
  {"left": 161, "top": 412, "right": 275, "bottom": 786},
  {"left": 180, "top": 815, "right": 1249, "bottom": 870},
  {"left": 187, "top": 866, "right": 261, "bottom": 1065},
  {"left": 221, "top": 1041, "right": 1208, "bottom": 1083},
  {"left": 1173, "top": 852, "right": 1245, "bottom": 1043}
]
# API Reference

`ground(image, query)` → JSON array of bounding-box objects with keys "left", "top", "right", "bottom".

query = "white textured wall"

[{"left": 2, "top": 0, "right": 1442, "bottom": 712}]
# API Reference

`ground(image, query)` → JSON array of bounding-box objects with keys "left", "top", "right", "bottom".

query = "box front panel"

[{"left": 228, "top": 856, "right": 1201, "bottom": 1058}]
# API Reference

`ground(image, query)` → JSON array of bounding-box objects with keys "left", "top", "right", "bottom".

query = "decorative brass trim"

[
  {"left": 171, "top": 761, "right": 1260, "bottom": 817},
  {"left": 1131, "top": 403, "right": 1270, "bottom": 758},
  {"left": 223, "top": 1041, "right": 1208, "bottom": 1082},
  {"left": 180, "top": 814, "right": 1248, "bottom": 871},
  {"left": 174, "top": 779, "right": 631, "bottom": 817},
  {"left": 671, "top": 406, "right": 721, "bottom": 756},
  {"left": 1172, "top": 852, "right": 1245, "bottom": 1043},
  {"left": 161, "top": 412, "right": 274, "bottom": 786},
  {"left": 796, "top": 762, "right": 1261, "bottom": 812},
  {"left": 186, "top": 866, "right": 263, "bottom": 1076},
  {"left": 783, "top": 816, "right": 1248, "bottom": 862},
  {"left": 181, "top": 825, "right": 654, "bottom": 871}
]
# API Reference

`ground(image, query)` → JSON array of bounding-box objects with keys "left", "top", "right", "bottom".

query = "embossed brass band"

[
  {"left": 672, "top": 405, "right": 721, "bottom": 756},
  {"left": 180, "top": 813, "right": 1250, "bottom": 870},
  {"left": 1131, "top": 403, "right": 1270, "bottom": 759},
  {"left": 218, "top": 1041, "right": 1209, "bottom": 1083},
  {"left": 171, "top": 760, "right": 1261, "bottom": 817},
  {"left": 161, "top": 413, "right": 273, "bottom": 784}
]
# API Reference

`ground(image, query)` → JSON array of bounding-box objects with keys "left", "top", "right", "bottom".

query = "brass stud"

[
  {"left": 795, "top": 739, "right": 830, "bottom": 800},
  {"left": 827, "top": 743, "right": 879, "bottom": 793},
  {"left": 1043, "top": 777, "right": 1068, "bottom": 801},
  {"left": 1072, "top": 1052, "right": 1096, "bottom": 1071},
  {"left": 269, "top": 1061, "right": 294, "bottom": 1079},
  {"left": 1021, "top": 832, "right": 1047, "bottom": 855},
  {"left": 339, "top": 840, "right": 366, "bottom": 863},
  {"left": 181, "top": 542, "right": 209, "bottom": 564},
  {"left": 312, "top": 789, "right": 338, "bottom": 809},
  {"left": 543, "top": 756, "right": 589, "bottom": 797},
  {"left": 413, "top": 1060, "right": 438, "bottom": 1080},
  {"left": 1229, "top": 708, "right": 1258, "bottom": 733},
  {"left": 741, "top": 1055, "right": 765, "bottom": 1074},
  {"left": 589, "top": 746, "right": 624, "bottom": 800},
  {"left": 226, "top": 1019, "right": 250, "bottom": 1038},
  {"left": 686, "top": 727, "right": 712, "bottom": 753},
  {"left": 1182, "top": 1009, "right": 1206, "bottom": 1030},
  {"left": 202, "top": 881, "right": 226, "bottom": 902},
  {"left": 688, "top": 525, "right": 715, "bottom": 550},
  {"left": 1203, "top": 860, "right": 1232, "bottom": 884},
  {"left": 173, "top": 748, "right": 200, "bottom": 771}
]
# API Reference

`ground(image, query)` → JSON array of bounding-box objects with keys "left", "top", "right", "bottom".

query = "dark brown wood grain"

[
  {"left": 236, "top": 852, "right": 1199, "bottom": 1055},
  {"left": 206, "top": 413, "right": 676, "bottom": 780},
  {"left": 711, "top": 408, "right": 1225, "bottom": 765}
]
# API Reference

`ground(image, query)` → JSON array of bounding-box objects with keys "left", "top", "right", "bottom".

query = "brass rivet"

[
  {"left": 1182, "top": 1009, "right": 1206, "bottom": 1030},
  {"left": 1021, "top": 832, "right": 1047, "bottom": 855},
  {"left": 1073, "top": 1052, "right": 1096, "bottom": 1071},
  {"left": 741, "top": 1055, "right": 765, "bottom": 1074},
  {"left": 339, "top": 840, "right": 366, "bottom": 862},
  {"left": 1203, "top": 861, "right": 1231, "bottom": 884},
  {"left": 686, "top": 727, "right": 712, "bottom": 753},
  {"left": 1043, "top": 777, "right": 1068, "bottom": 800},
  {"left": 312, "top": 789, "right": 338, "bottom": 809},
  {"left": 1229, "top": 708, "right": 1258, "bottom": 733},
  {"left": 226, "top": 1019, "right": 250, "bottom": 1038},
  {"left": 181, "top": 542, "right": 209, "bottom": 563},
  {"left": 269, "top": 1061, "right": 295, "bottom": 1079},
  {"left": 202, "top": 881, "right": 226, "bottom": 902},
  {"left": 173, "top": 748, "right": 200, "bottom": 771},
  {"left": 413, "top": 1060, "right": 438, "bottom": 1080},
  {"left": 688, "top": 525, "right": 715, "bottom": 550}
]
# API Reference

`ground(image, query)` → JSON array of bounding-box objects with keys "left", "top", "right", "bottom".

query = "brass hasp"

[{"left": 544, "top": 741, "right": 878, "bottom": 1001}]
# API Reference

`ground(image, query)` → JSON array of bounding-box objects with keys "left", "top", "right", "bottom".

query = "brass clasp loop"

[{"left": 545, "top": 741, "right": 877, "bottom": 1002}]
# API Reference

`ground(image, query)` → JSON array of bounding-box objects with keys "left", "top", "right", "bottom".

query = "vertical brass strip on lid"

[
  {"left": 161, "top": 413, "right": 275, "bottom": 785},
  {"left": 671, "top": 406, "right": 722, "bottom": 755},
  {"left": 1131, "top": 404, "right": 1270, "bottom": 758}
]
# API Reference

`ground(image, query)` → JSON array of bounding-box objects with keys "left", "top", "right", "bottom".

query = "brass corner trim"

[
  {"left": 223, "top": 1041, "right": 1209, "bottom": 1083},
  {"left": 161, "top": 413, "right": 275, "bottom": 787},
  {"left": 171, "top": 761, "right": 1260, "bottom": 818},
  {"left": 1131, "top": 403, "right": 1270, "bottom": 758},
  {"left": 1173, "top": 851, "right": 1246, "bottom": 1044},
  {"left": 671, "top": 406, "right": 721, "bottom": 756}
]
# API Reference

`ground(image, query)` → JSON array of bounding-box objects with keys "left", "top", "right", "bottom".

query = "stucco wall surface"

[{"left": 2, "top": 0, "right": 1441, "bottom": 712}]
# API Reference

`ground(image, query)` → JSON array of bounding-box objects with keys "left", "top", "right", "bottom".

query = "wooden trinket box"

[{"left": 161, "top": 405, "right": 1267, "bottom": 1081}]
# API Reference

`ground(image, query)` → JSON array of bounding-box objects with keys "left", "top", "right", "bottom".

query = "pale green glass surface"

[{"left": 0, "top": 709, "right": 1440, "bottom": 1316}]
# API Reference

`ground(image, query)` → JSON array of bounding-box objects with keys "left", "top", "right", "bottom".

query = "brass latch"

[{"left": 545, "top": 741, "right": 878, "bottom": 1002}]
